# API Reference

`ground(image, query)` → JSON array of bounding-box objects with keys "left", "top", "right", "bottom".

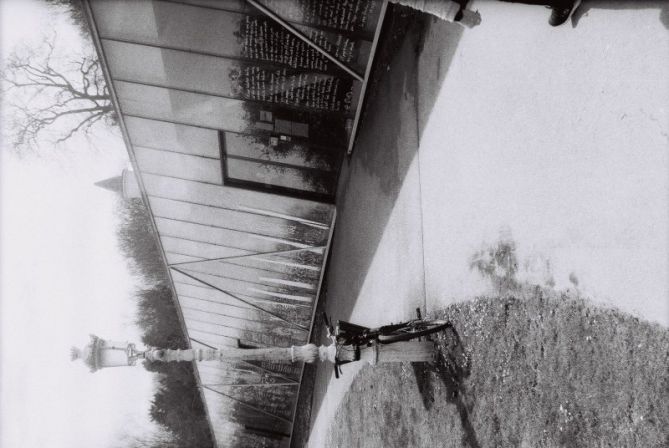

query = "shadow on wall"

[
  {"left": 572, "top": 0, "right": 669, "bottom": 29},
  {"left": 469, "top": 232, "right": 521, "bottom": 295},
  {"left": 468, "top": 228, "right": 582, "bottom": 295}
]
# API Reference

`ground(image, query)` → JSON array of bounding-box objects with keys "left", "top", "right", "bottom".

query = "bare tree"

[{"left": 2, "top": 34, "right": 114, "bottom": 152}]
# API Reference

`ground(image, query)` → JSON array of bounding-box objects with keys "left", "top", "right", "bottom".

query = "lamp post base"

[{"left": 336, "top": 341, "right": 437, "bottom": 365}]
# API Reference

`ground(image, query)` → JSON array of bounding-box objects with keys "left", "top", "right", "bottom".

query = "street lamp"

[
  {"left": 70, "top": 335, "right": 144, "bottom": 371},
  {"left": 71, "top": 335, "right": 436, "bottom": 371}
]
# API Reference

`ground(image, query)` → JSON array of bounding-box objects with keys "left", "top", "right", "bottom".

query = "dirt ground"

[
  {"left": 293, "top": 234, "right": 669, "bottom": 448},
  {"left": 326, "top": 290, "right": 669, "bottom": 448}
]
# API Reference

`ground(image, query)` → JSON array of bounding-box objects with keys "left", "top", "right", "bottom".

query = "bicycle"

[{"left": 323, "top": 308, "right": 452, "bottom": 378}]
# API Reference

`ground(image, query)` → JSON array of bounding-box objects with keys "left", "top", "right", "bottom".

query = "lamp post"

[{"left": 71, "top": 335, "right": 436, "bottom": 371}]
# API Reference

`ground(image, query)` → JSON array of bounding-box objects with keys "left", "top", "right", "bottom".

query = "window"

[
  {"left": 220, "top": 132, "right": 336, "bottom": 203},
  {"left": 274, "top": 119, "right": 309, "bottom": 138}
]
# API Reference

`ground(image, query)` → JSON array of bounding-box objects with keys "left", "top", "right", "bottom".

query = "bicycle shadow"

[
  {"left": 571, "top": 0, "right": 669, "bottom": 29},
  {"left": 411, "top": 327, "right": 481, "bottom": 448}
]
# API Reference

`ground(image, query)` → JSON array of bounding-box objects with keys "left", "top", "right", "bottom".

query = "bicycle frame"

[
  {"left": 334, "top": 320, "right": 377, "bottom": 346},
  {"left": 324, "top": 308, "right": 442, "bottom": 378}
]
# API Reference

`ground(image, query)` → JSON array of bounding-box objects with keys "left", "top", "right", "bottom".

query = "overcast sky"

[{"left": 1, "top": 1, "right": 160, "bottom": 447}]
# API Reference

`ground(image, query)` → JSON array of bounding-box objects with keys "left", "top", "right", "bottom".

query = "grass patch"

[{"left": 326, "top": 289, "right": 669, "bottom": 447}]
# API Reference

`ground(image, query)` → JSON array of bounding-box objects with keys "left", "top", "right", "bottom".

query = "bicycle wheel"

[{"left": 377, "top": 319, "right": 452, "bottom": 343}]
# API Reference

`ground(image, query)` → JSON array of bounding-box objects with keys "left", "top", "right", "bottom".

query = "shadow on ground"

[
  {"left": 290, "top": 7, "right": 466, "bottom": 448},
  {"left": 412, "top": 326, "right": 480, "bottom": 448},
  {"left": 321, "top": 3, "right": 465, "bottom": 327}
]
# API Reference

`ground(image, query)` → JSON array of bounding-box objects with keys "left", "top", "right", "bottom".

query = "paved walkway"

[{"left": 306, "top": 2, "right": 668, "bottom": 446}]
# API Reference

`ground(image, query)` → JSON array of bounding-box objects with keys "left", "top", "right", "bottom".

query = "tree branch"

[
  {"left": 55, "top": 109, "right": 107, "bottom": 143},
  {"left": 3, "top": 34, "right": 114, "bottom": 151}
]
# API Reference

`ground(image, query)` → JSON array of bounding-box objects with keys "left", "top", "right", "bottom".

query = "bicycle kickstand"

[{"left": 415, "top": 307, "right": 423, "bottom": 341}]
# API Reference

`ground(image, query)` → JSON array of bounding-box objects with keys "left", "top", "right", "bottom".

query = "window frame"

[{"left": 219, "top": 132, "right": 336, "bottom": 204}]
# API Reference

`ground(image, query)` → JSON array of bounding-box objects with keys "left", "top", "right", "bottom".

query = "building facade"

[{"left": 84, "top": 1, "right": 388, "bottom": 446}]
